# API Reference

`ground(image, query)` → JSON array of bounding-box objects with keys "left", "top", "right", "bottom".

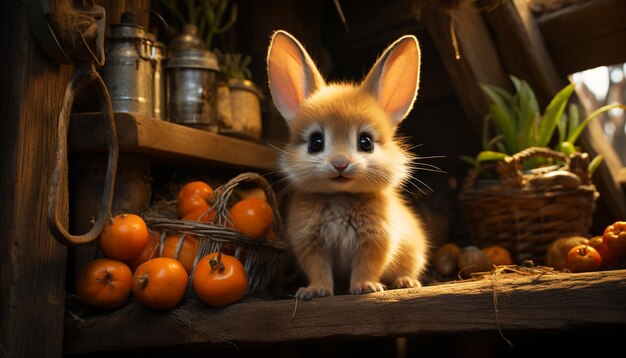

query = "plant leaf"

[
  {"left": 588, "top": 155, "right": 603, "bottom": 176},
  {"left": 567, "top": 103, "right": 580, "bottom": 140},
  {"left": 567, "top": 103, "right": 626, "bottom": 144},
  {"left": 488, "top": 104, "right": 517, "bottom": 154},
  {"left": 475, "top": 151, "right": 508, "bottom": 164},
  {"left": 517, "top": 80, "right": 539, "bottom": 148},
  {"left": 537, "top": 82, "right": 576, "bottom": 147},
  {"left": 482, "top": 84, "right": 514, "bottom": 122},
  {"left": 558, "top": 141, "right": 576, "bottom": 155}
]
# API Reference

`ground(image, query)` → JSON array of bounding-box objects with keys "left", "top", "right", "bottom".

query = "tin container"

[
  {"left": 148, "top": 33, "right": 167, "bottom": 120},
  {"left": 166, "top": 24, "right": 219, "bottom": 132},
  {"left": 101, "top": 12, "right": 154, "bottom": 116}
]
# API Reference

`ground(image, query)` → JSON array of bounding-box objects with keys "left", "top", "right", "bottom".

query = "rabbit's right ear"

[{"left": 267, "top": 30, "right": 326, "bottom": 124}]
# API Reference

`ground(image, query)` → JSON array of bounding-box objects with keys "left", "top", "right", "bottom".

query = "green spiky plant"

[
  {"left": 160, "top": 0, "right": 237, "bottom": 49},
  {"left": 215, "top": 50, "right": 252, "bottom": 81},
  {"left": 461, "top": 76, "right": 625, "bottom": 177}
]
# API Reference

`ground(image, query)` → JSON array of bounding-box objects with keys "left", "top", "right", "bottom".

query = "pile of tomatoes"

[
  {"left": 544, "top": 220, "right": 626, "bottom": 273},
  {"left": 75, "top": 179, "right": 276, "bottom": 311}
]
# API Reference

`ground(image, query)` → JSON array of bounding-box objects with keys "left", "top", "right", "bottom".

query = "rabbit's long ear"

[
  {"left": 267, "top": 30, "right": 326, "bottom": 124},
  {"left": 361, "top": 35, "right": 421, "bottom": 124}
]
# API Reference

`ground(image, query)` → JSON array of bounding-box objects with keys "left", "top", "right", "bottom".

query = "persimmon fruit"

[
  {"left": 192, "top": 252, "right": 248, "bottom": 307},
  {"left": 229, "top": 197, "right": 274, "bottom": 240},
  {"left": 97, "top": 213, "right": 149, "bottom": 260},
  {"left": 75, "top": 258, "right": 133, "bottom": 310}
]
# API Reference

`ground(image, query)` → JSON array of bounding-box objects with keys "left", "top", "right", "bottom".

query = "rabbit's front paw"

[
  {"left": 295, "top": 286, "right": 333, "bottom": 300},
  {"left": 392, "top": 276, "right": 421, "bottom": 289},
  {"left": 350, "top": 281, "right": 385, "bottom": 295}
]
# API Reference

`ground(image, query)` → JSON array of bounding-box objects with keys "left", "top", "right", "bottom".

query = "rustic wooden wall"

[{"left": 0, "top": 1, "right": 72, "bottom": 356}]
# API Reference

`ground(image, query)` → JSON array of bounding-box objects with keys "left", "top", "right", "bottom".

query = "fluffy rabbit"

[{"left": 267, "top": 30, "right": 430, "bottom": 300}]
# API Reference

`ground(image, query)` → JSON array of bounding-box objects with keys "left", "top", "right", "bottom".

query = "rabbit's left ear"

[{"left": 361, "top": 35, "right": 421, "bottom": 123}]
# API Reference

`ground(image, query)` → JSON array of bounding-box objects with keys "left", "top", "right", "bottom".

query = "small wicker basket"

[
  {"left": 143, "top": 172, "right": 288, "bottom": 296},
  {"left": 459, "top": 147, "right": 599, "bottom": 264}
]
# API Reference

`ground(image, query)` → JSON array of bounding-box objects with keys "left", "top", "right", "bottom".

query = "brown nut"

[
  {"left": 433, "top": 243, "right": 462, "bottom": 277},
  {"left": 458, "top": 246, "right": 492, "bottom": 279},
  {"left": 481, "top": 245, "right": 514, "bottom": 266},
  {"left": 544, "top": 236, "right": 589, "bottom": 270}
]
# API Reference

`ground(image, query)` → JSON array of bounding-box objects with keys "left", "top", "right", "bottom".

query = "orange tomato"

[
  {"left": 132, "top": 257, "right": 188, "bottom": 309},
  {"left": 229, "top": 197, "right": 274, "bottom": 240},
  {"left": 481, "top": 245, "right": 514, "bottom": 266},
  {"left": 75, "top": 258, "right": 133, "bottom": 309},
  {"left": 192, "top": 252, "right": 248, "bottom": 307},
  {"left": 182, "top": 207, "right": 216, "bottom": 223},
  {"left": 125, "top": 229, "right": 161, "bottom": 270},
  {"left": 587, "top": 236, "right": 618, "bottom": 268},
  {"left": 97, "top": 213, "right": 149, "bottom": 260},
  {"left": 178, "top": 180, "right": 213, "bottom": 202},
  {"left": 161, "top": 233, "right": 199, "bottom": 274},
  {"left": 177, "top": 181, "right": 213, "bottom": 218},
  {"left": 566, "top": 245, "right": 603, "bottom": 273},
  {"left": 602, "top": 221, "right": 626, "bottom": 259}
]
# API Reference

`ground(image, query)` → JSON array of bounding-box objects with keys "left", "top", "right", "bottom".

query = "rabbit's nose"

[{"left": 332, "top": 159, "right": 350, "bottom": 172}]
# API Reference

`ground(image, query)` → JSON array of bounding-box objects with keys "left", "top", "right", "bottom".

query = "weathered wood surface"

[
  {"left": 70, "top": 113, "right": 279, "bottom": 171},
  {"left": 64, "top": 269, "right": 626, "bottom": 354},
  {"left": 423, "top": 4, "right": 510, "bottom": 138},
  {"left": 482, "top": 0, "right": 563, "bottom": 105},
  {"left": 537, "top": 0, "right": 626, "bottom": 77},
  {"left": 0, "top": 1, "right": 71, "bottom": 357}
]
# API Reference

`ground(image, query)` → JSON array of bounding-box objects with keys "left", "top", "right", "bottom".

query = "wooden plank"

[
  {"left": 423, "top": 4, "right": 510, "bottom": 136},
  {"left": 0, "top": 2, "right": 70, "bottom": 357},
  {"left": 64, "top": 269, "right": 626, "bottom": 354},
  {"left": 70, "top": 113, "right": 279, "bottom": 171},
  {"left": 537, "top": 0, "right": 626, "bottom": 76}
]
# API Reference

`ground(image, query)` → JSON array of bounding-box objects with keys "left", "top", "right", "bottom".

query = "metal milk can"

[
  {"left": 147, "top": 33, "right": 167, "bottom": 120},
  {"left": 166, "top": 24, "right": 219, "bottom": 132},
  {"left": 101, "top": 12, "right": 154, "bottom": 117}
]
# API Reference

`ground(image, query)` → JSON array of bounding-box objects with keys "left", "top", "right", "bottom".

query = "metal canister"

[
  {"left": 101, "top": 12, "right": 154, "bottom": 116},
  {"left": 147, "top": 33, "right": 167, "bottom": 120},
  {"left": 166, "top": 24, "right": 219, "bottom": 132}
]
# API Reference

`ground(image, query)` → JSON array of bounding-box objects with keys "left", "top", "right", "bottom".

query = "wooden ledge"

[
  {"left": 69, "top": 112, "right": 279, "bottom": 171},
  {"left": 64, "top": 269, "right": 626, "bottom": 354}
]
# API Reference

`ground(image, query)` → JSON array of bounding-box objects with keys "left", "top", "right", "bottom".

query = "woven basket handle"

[
  {"left": 496, "top": 147, "right": 570, "bottom": 189},
  {"left": 210, "top": 172, "right": 285, "bottom": 239}
]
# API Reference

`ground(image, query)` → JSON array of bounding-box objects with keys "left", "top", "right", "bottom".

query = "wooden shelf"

[
  {"left": 64, "top": 269, "right": 626, "bottom": 354},
  {"left": 69, "top": 112, "right": 279, "bottom": 171}
]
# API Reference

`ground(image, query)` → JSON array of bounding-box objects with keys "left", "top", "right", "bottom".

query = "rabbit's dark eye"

[
  {"left": 358, "top": 133, "right": 374, "bottom": 152},
  {"left": 308, "top": 132, "right": 324, "bottom": 153}
]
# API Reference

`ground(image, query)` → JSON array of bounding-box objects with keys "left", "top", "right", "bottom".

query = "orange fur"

[{"left": 267, "top": 30, "right": 429, "bottom": 299}]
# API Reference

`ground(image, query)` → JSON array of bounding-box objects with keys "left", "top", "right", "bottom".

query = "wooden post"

[
  {"left": 0, "top": 1, "right": 71, "bottom": 356},
  {"left": 422, "top": 3, "right": 510, "bottom": 136}
]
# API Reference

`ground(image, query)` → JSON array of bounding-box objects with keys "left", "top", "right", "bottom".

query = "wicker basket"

[
  {"left": 458, "top": 147, "right": 599, "bottom": 264},
  {"left": 143, "top": 172, "right": 288, "bottom": 296}
]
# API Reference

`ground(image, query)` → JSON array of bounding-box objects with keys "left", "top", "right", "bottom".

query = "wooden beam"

[
  {"left": 0, "top": 2, "right": 71, "bottom": 357},
  {"left": 64, "top": 269, "right": 626, "bottom": 354},
  {"left": 482, "top": 0, "right": 564, "bottom": 101},
  {"left": 423, "top": 4, "right": 510, "bottom": 136},
  {"left": 537, "top": 0, "right": 626, "bottom": 77}
]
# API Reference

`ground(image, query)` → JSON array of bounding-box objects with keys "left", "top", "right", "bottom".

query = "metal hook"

[{"left": 48, "top": 63, "right": 118, "bottom": 246}]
